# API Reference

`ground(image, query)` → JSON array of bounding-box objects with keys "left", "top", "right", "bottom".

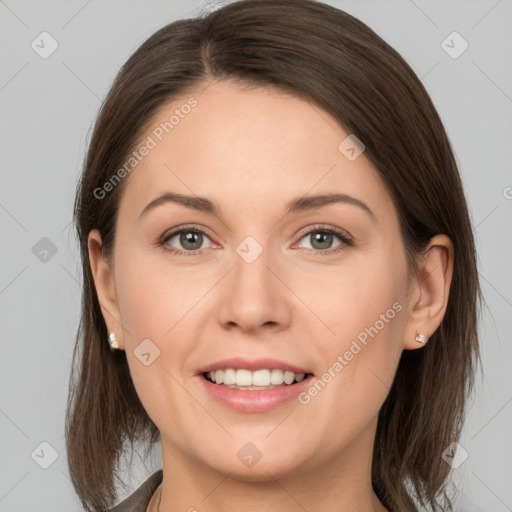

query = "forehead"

[{"left": 117, "top": 80, "right": 395, "bottom": 225}]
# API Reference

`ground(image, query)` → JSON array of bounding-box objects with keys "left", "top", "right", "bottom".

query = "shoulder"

[{"left": 106, "top": 469, "right": 163, "bottom": 512}]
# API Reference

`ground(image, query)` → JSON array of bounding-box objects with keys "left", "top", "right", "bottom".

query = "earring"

[
  {"left": 415, "top": 330, "right": 426, "bottom": 344},
  {"left": 108, "top": 332, "right": 119, "bottom": 350}
]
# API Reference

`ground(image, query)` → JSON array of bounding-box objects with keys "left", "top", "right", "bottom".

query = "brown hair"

[{"left": 65, "top": 1, "right": 482, "bottom": 510}]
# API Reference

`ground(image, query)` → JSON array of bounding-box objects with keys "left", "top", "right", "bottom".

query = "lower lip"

[{"left": 197, "top": 373, "right": 315, "bottom": 413}]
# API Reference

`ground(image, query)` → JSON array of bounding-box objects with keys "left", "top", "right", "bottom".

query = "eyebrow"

[{"left": 138, "top": 191, "right": 376, "bottom": 222}]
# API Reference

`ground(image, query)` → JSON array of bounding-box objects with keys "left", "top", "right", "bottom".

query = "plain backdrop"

[{"left": 0, "top": 1, "right": 511, "bottom": 511}]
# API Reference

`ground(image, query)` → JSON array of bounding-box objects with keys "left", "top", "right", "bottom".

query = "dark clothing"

[{"left": 108, "top": 470, "right": 163, "bottom": 512}]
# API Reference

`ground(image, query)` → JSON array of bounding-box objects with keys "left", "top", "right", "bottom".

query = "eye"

[
  {"left": 160, "top": 225, "right": 214, "bottom": 255},
  {"left": 159, "top": 224, "right": 353, "bottom": 256},
  {"left": 294, "top": 225, "right": 353, "bottom": 254}
]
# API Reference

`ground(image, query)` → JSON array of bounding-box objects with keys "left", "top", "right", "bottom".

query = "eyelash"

[{"left": 159, "top": 224, "right": 353, "bottom": 256}]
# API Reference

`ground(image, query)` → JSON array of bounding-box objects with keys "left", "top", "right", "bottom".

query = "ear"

[
  {"left": 402, "top": 234, "right": 454, "bottom": 350},
  {"left": 88, "top": 229, "right": 125, "bottom": 350}
]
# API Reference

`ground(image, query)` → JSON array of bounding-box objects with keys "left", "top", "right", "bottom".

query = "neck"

[{"left": 155, "top": 418, "right": 388, "bottom": 512}]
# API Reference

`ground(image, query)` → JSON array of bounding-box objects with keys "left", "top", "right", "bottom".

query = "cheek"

[
  {"left": 298, "top": 245, "right": 407, "bottom": 430},
  {"left": 114, "top": 246, "right": 198, "bottom": 343},
  {"left": 304, "top": 242, "right": 406, "bottom": 351},
  {"left": 112, "top": 249, "right": 207, "bottom": 409},
  {"left": 295, "top": 306, "right": 404, "bottom": 459}
]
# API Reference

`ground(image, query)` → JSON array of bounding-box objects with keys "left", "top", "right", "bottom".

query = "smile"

[
  {"left": 198, "top": 370, "right": 316, "bottom": 413},
  {"left": 203, "top": 368, "right": 310, "bottom": 389}
]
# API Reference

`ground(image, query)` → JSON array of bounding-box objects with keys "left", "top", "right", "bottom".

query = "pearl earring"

[
  {"left": 108, "top": 332, "right": 119, "bottom": 350},
  {"left": 415, "top": 330, "right": 426, "bottom": 344}
]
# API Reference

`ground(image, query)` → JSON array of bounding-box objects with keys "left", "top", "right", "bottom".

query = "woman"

[{"left": 65, "top": 0, "right": 482, "bottom": 510}]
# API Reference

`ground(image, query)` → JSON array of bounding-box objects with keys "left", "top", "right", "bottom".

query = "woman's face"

[{"left": 95, "top": 80, "right": 417, "bottom": 479}]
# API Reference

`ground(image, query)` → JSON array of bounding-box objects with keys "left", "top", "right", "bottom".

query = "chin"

[{"left": 202, "top": 449, "right": 308, "bottom": 482}]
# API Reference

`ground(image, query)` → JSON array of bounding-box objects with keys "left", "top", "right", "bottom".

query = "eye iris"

[
  {"left": 180, "top": 231, "right": 203, "bottom": 250},
  {"left": 311, "top": 231, "right": 332, "bottom": 250}
]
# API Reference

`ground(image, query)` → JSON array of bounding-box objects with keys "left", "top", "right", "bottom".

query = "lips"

[
  {"left": 197, "top": 371, "right": 316, "bottom": 412},
  {"left": 195, "top": 357, "right": 315, "bottom": 412}
]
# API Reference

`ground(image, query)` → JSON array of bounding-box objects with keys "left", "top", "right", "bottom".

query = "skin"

[{"left": 88, "top": 80, "right": 454, "bottom": 512}]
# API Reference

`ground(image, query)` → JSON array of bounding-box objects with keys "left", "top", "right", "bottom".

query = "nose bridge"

[
  {"left": 217, "top": 233, "right": 290, "bottom": 331},
  {"left": 233, "top": 234, "right": 276, "bottom": 303}
]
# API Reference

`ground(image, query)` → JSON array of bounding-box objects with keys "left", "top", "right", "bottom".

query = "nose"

[{"left": 216, "top": 242, "right": 292, "bottom": 333}]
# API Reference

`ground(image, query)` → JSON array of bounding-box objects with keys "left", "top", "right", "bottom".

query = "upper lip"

[{"left": 196, "top": 357, "right": 312, "bottom": 375}]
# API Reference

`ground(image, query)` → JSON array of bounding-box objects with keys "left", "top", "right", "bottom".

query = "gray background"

[{"left": 0, "top": 0, "right": 511, "bottom": 511}]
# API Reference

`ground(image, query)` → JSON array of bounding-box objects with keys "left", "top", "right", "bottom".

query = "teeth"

[
  {"left": 223, "top": 368, "right": 236, "bottom": 385},
  {"left": 253, "top": 369, "right": 270, "bottom": 386},
  {"left": 206, "top": 369, "right": 307, "bottom": 387},
  {"left": 270, "top": 369, "right": 284, "bottom": 385},
  {"left": 236, "top": 369, "right": 253, "bottom": 386}
]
